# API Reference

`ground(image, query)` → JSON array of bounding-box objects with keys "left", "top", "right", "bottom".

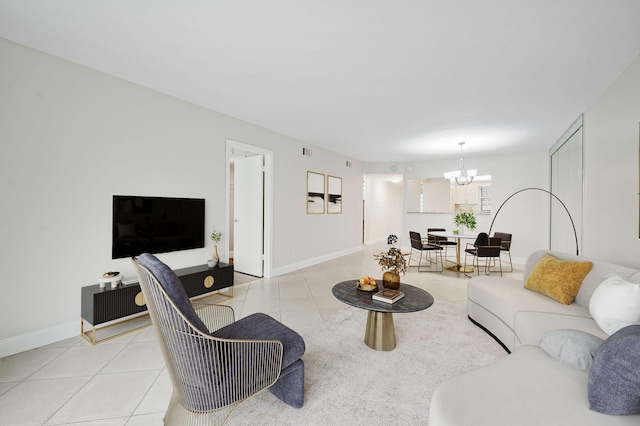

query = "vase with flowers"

[
  {"left": 209, "top": 227, "right": 222, "bottom": 267},
  {"left": 374, "top": 234, "right": 407, "bottom": 290}
]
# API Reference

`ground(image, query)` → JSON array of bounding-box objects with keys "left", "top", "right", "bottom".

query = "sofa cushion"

[
  {"left": 468, "top": 276, "right": 603, "bottom": 352},
  {"left": 430, "top": 345, "right": 640, "bottom": 425},
  {"left": 524, "top": 253, "right": 593, "bottom": 305},
  {"left": 514, "top": 311, "right": 607, "bottom": 349},
  {"left": 589, "top": 275, "right": 640, "bottom": 335},
  {"left": 588, "top": 325, "right": 640, "bottom": 415},
  {"left": 540, "top": 329, "right": 604, "bottom": 371},
  {"left": 469, "top": 276, "right": 592, "bottom": 329}
]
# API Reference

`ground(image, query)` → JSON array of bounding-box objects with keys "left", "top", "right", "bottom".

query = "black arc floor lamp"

[{"left": 488, "top": 187, "right": 580, "bottom": 256}]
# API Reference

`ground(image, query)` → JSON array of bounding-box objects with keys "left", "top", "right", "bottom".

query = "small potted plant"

[
  {"left": 209, "top": 227, "right": 223, "bottom": 267},
  {"left": 453, "top": 212, "right": 477, "bottom": 234}
]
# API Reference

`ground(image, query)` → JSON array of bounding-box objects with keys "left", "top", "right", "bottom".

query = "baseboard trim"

[
  {"left": 0, "top": 320, "right": 78, "bottom": 358},
  {"left": 271, "top": 245, "right": 363, "bottom": 277},
  {"left": 363, "top": 237, "right": 386, "bottom": 245},
  {"left": 468, "top": 315, "right": 511, "bottom": 354}
]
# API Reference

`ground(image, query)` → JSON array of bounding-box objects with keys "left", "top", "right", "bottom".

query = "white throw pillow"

[{"left": 589, "top": 276, "right": 640, "bottom": 335}]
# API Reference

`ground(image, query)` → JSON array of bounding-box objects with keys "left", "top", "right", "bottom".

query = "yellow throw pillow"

[{"left": 524, "top": 253, "right": 593, "bottom": 305}]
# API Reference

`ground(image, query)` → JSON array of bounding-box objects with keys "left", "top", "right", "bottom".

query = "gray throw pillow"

[
  {"left": 539, "top": 329, "right": 604, "bottom": 371},
  {"left": 588, "top": 325, "right": 640, "bottom": 415}
]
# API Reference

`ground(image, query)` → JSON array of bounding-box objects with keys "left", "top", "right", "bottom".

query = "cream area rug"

[{"left": 227, "top": 300, "right": 507, "bottom": 425}]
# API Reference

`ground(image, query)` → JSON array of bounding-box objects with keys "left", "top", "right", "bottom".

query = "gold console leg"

[{"left": 364, "top": 311, "right": 396, "bottom": 351}]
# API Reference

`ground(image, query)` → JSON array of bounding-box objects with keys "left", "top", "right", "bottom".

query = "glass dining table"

[{"left": 428, "top": 230, "right": 478, "bottom": 273}]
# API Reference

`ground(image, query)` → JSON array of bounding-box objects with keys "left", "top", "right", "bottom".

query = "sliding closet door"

[{"left": 550, "top": 124, "right": 583, "bottom": 254}]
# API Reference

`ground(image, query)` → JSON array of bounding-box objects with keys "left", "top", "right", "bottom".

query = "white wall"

[
  {"left": 582, "top": 54, "right": 640, "bottom": 268},
  {"left": 364, "top": 151, "right": 551, "bottom": 264},
  {"left": 0, "top": 38, "right": 363, "bottom": 356},
  {"left": 363, "top": 174, "right": 403, "bottom": 245},
  {"left": 270, "top": 145, "right": 363, "bottom": 275}
]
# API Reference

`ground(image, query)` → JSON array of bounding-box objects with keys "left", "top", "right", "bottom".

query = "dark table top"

[{"left": 332, "top": 280, "right": 434, "bottom": 313}]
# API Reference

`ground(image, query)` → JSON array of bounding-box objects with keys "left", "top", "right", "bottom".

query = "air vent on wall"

[
  {"left": 302, "top": 148, "right": 313, "bottom": 156},
  {"left": 346, "top": 161, "right": 352, "bottom": 167}
]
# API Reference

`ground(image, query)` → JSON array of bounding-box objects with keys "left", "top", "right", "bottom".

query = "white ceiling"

[{"left": 2, "top": 1, "right": 640, "bottom": 162}]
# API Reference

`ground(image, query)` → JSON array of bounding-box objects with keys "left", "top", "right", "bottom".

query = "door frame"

[
  {"left": 226, "top": 139, "right": 274, "bottom": 278},
  {"left": 549, "top": 115, "right": 583, "bottom": 254}
]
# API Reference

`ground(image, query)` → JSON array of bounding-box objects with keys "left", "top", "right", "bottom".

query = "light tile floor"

[{"left": 0, "top": 243, "right": 522, "bottom": 425}]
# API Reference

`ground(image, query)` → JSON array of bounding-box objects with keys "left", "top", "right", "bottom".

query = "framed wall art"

[
  {"left": 327, "top": 175, "right": 342, "bottom": 214},
  {"left": 307, "top": 171, "right": 325, "bottom": 214}
]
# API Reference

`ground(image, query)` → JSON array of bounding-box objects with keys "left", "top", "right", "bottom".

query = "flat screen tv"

[{"left": 112, "top": 195, "right": 205, "bottom": 259}]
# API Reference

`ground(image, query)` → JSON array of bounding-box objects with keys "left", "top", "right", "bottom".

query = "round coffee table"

[{"left": 332, "top": 280, "right": 434, "bottom": 351}]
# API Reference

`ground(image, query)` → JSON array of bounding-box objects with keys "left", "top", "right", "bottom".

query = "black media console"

[{"left": 81, "top": 263, "right": 234, "bottom": 344}]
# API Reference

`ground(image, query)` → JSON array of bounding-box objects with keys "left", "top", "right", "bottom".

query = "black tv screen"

[{"left": 112, "top": 195, "right": 205, "bottom": 259}]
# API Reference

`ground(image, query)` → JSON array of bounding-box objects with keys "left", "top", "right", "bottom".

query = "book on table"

[{"left": 372, "top": 288, "right": 405, "bottom": 303}]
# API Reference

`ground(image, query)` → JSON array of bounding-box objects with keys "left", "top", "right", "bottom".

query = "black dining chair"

[
  {"left": 427, "top": 228, "right": 457, "bottom": 264},
  {"left": 463, "top": 233, "right": 503, "bottom": 277},
  {"left": 409, "top": 231, "right": 443, "bottom": 272},
  {"left": 493, "top": 232, "right": 513, "bottom": 272}
]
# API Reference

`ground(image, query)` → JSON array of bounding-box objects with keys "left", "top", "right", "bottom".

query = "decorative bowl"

[{"left": 356, "top": 277, "right": 378, "bottom": 292}]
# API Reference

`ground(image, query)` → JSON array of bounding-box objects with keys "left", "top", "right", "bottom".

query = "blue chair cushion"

[
  {"left": 135, "top": 253, "right": 209, "bottom": 334},
  {"left": 212, "top": 313, "right": 305, "bottom": 369},
  {"left": 269, "top": 358, "right": 305, "bottom": 408}
]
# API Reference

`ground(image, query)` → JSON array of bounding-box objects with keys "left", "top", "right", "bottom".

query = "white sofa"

[{"left": 430, "top": 250, "right": 640, "bottom": 426}]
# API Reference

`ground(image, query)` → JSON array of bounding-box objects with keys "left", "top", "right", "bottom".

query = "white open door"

[{"left": 233, "top": 155, "right": 264, "bottom": 277}]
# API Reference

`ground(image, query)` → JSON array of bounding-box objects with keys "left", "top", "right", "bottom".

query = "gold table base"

[
  {"left": 444, "top": 264, "right": 474, "bottom": 273},
  {"left": 364, "top": 311, "right": 396, "bottom": 351}
]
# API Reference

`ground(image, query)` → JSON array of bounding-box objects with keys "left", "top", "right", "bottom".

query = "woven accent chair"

[
  {"left": 408, "top": 231, "right": 443, "bottom": 272},
  {"left": 132, "top": 253, "right": 305, "bottom": 425},
  {"left": 463, "top": 235, "right": 503, "bottom": 278},
  {"left": 426, "top": 228, "right": 457, "bottom": 263},
  {"left": 493, "top": 232, "right": 513, "bottom": 272}
]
